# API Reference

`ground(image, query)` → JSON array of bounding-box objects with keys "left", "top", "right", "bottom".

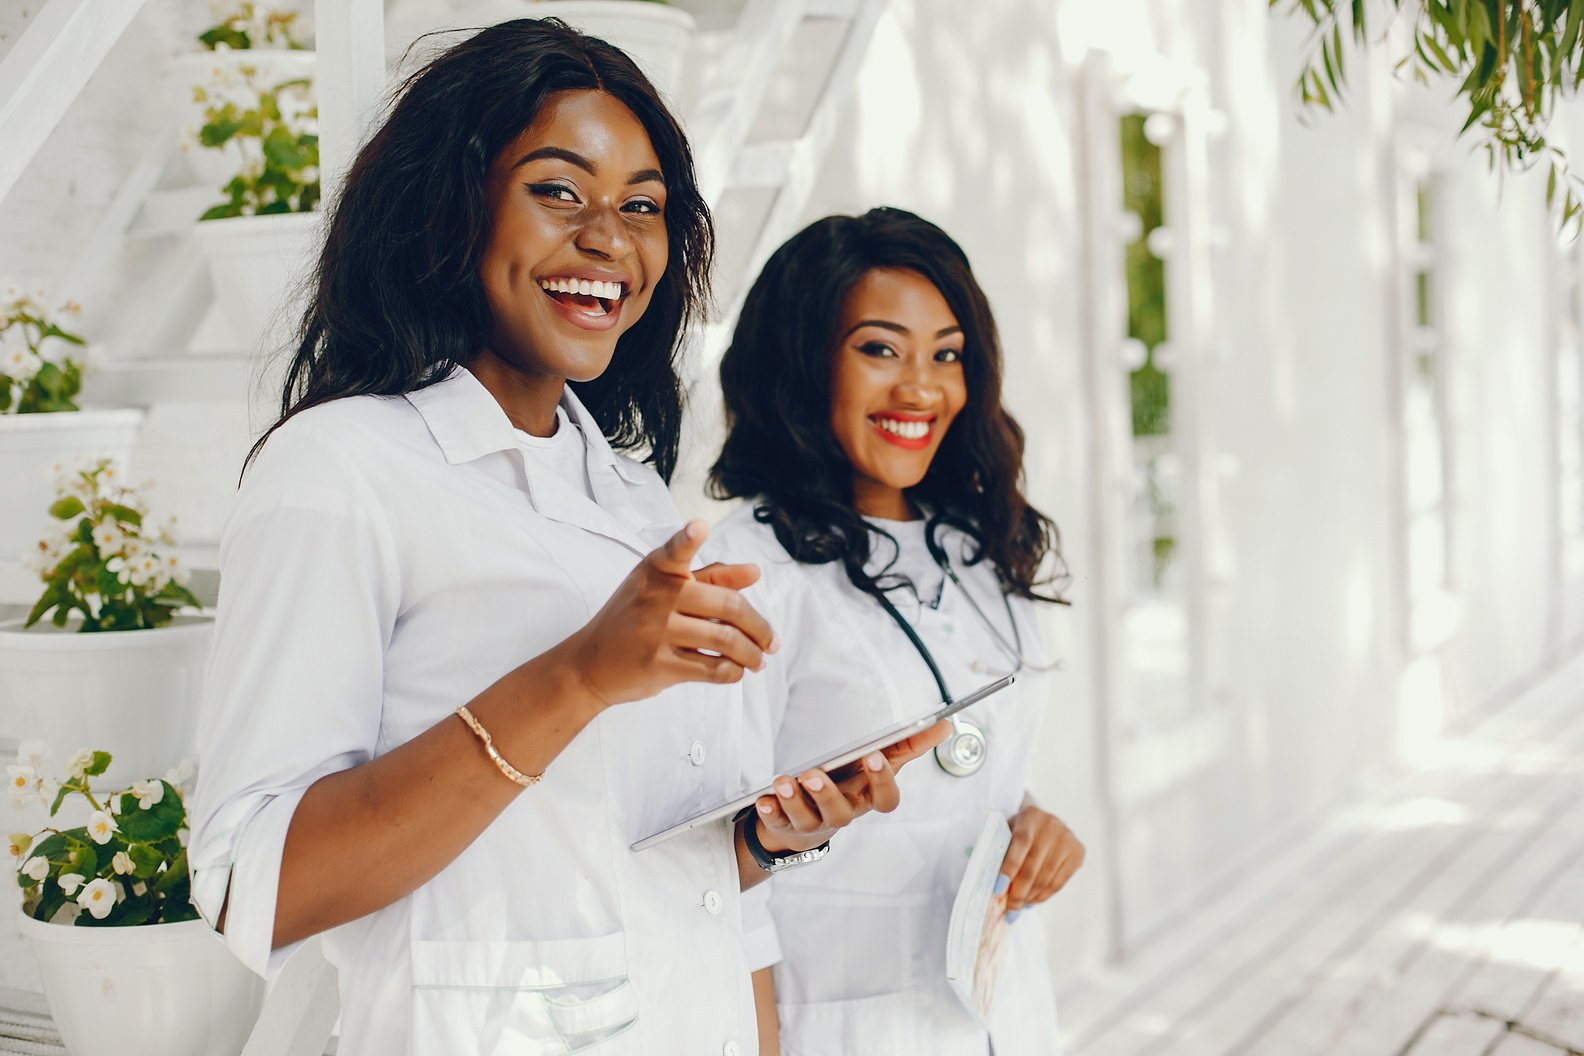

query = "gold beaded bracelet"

[{"left": 455, "top": 705, "right": 542, "bottom": 788}]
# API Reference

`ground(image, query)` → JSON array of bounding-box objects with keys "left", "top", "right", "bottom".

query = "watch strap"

[{"left": 740, "top": 811, "right": 831, "bottom": 873}]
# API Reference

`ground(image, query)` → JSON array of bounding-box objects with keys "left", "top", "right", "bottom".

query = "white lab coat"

[
  {"left": 190, "top": 368, "right": 757, "bottom": 1056},
  {"left": 708, "top": 504, "right": 1063, "bottom": 1056}
]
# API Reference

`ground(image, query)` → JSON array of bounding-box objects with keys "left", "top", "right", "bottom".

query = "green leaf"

[
  {"left": 199, "top": 202, "right": 244, "bottom": 221},
  {"left": 128, "top": 842, "right": 164, "bottom": 879},
  {"left": 48, "top": 495, "right": 84, "bottom": 520},
  {"left": 102, "top": 503, "right": 142, "bottom": 527},
  {"left": 67, "top": 841, "right": 98, "bottom": 878},
  {"left": 25, "top": 586, "right": 64, "bottom": 629},
  {"left": 48, "top": 780, "right": 74, "bottom": 817},
  {"left": 198, "top": 25, "right": 251, "bottom": 50},
  {"left": 84, "top": 751, "right": 111, "bottom": 778},
  {"left": 114, "top": 783, "right": 184, "bottom": 843}
]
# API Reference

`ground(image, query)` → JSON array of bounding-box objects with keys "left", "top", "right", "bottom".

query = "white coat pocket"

[{"left": 410, "top": 932, "right": 641, "bottom": 1055}]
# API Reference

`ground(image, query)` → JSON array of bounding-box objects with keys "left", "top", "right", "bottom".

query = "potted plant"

[
  {"left": 0, "top": 289, "right": 143, "bottom": 569},
  {"left": 171, "top": 1, "right": 315, "bottom": 189},
  {"left": 11, "top": 744, "right": 265, "bottom": 1056},
  {"left": 175, "top": 2, "right": 320, "bottom": 353},
  {"left": 0, "top": 460, "right": 210, "bottom": 787},
  {"left": 387, "top": 0, "right": 694, "bottom": 101}
]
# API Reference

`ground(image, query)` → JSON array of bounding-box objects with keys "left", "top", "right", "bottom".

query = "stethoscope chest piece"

[{"left": 935, "top": 716, "right": 987, "bottom": 777}]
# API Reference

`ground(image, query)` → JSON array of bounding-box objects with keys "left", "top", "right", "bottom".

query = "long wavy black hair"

[
  {"left": 710, "top": 207, "right": 1067, "bottom": 602},
  {"left": 247, "top": 17, "right": 713, "bottom": 481}
]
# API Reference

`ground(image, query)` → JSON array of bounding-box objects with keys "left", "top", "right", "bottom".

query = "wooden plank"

[
  {"left": 1069, "top": 674, "right": 1584, "bottom": 1054},
  {"left": 1449, "top": 852, "right": 1584, "bottom": 1026},
  {"left": 1153, "top": 699, "right": 1584, "bottom": 1056},
  {"left": 1489, "top": 1032, "right": 1571, "bottom": 1055},
  {"left": 1518, "top": 922, "right": 1584, "bottom": 1052},
  {"left": 0, "top": 0, "right": 150, "bottom": 205},
  {"left": 1251, "top": 776, "right": 1584, "bottom": 1056},
  {"left": 1399, "top": 1011, "right": 1506, "bottom": 1056},
  {"left": 1232, "top": 742, "right": 1584, "bottom": 1055}
]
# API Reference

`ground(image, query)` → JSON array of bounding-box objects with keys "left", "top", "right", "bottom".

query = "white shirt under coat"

[
  {"left": 190, "top": 368, "right": 756, "bottom": 1056},
  {"left": 707, "top": 505, "right": 1063, "bottom": 1056}
]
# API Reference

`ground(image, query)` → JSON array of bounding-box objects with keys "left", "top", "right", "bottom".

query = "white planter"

[
  {"left": 167, "top": 50, "right": 318, "bottom": 192},
  {"left": 19, "top": 911, "right": 265, "bottom": 1056},
  {"left": 192, "top": 211, "right": 320, "bottom": 354},
  {"left": 0, "top": 410, "right": 145, "bottom": 568},
  {"left": 0, "top": 616, "right": 213, "bottom": 787},
  {"left": 388, "top": 0, "right": 695, "bottom": 102}
]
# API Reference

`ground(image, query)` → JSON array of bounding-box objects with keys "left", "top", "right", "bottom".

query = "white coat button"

[
  {"left": 703, "top": 890, "right": 723, "bottom": 915},
  {"left": 689, "top": 740, "right": 706, "bottom": 765},
  {"left": 723, "top": 1043, "right": 741, "bottom": 1056}
]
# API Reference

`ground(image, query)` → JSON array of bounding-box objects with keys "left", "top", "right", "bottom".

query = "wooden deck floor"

[{"left": 1057, "top": 650, "right": 1584, "bottom": 1056}]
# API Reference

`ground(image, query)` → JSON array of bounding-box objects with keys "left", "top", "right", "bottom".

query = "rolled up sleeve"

[{"left": 189, "top": 422, "right": 400, "bottom": 978}]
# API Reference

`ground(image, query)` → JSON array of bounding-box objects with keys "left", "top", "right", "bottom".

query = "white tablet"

[{"left": 630, "top": 673, "right": 1015, "bottom": 851}]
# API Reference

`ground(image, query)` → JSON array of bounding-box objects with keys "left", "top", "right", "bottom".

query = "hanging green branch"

[{"left": 1272, "top": 0, "right": 1584, "bottom": 234}]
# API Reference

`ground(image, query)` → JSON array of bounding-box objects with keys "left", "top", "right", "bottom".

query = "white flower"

[
  {"left": 8, "top": 833, "right": 31, "bottom": 859},
  {"left": 15, "top": 740, "right": 48, "bottom": 771},
  {"left": 65, "top": 748, "right": 94, "bottom": 778},
  {"left": 130, "top": 780, "right": 164, "bottom": 810},
  {"left": 111, "top": 851, "right": 134, "bottom": 875},
  {"left": 85, "top": 810, "right": 117, "bottom": 845},
  {"left": 91, "top": 522, "right": 124, "bottom": 553},
  {"left": 7, "top": 765, "right": 37, "bottom": 806},
  {"left": 105, "top": 556, "right": 131, "bottom": 585},
  {"left": 76, "top": 878, "right": 116, "bottom": 919},
  {"left": 163, "top": 759, "right": 194, "bottom": 787},
  {"left": 21, "top": 856, "right": 49, "bottom": 882},
  {"left": 57, "top": 872, "right": 85, "bottom": 895},
  {"left": 1, "top": 345, "right": 40, "bottom": 382},
  {"left": 129, "top": 553, "right": 160, "bottom": 588},
  {"left": 35, "top": 776, "right": 57, "bottom": 807}
]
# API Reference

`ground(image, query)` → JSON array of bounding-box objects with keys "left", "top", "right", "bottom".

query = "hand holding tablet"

[{"left": 631, "top": 674, "right": 1015, "bottom": 851}]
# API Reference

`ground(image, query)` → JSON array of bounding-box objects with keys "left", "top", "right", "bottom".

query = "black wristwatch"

[{"left": 738, "top": 811, "right": 831, "bottom": 873}]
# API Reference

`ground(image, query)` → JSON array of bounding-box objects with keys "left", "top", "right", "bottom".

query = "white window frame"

[{"left": 1389, "top": 144, "right": 1462, "bottom": 657}]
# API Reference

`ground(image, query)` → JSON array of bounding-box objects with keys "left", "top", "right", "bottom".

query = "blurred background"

[{"left": 1, "top": 1, "right": 1580, "bottom": 1053}]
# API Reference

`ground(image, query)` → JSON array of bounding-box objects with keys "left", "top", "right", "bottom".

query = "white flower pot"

[
  {"left": 0, "top": 410, "right": 144, "bottom": 567},
  {"left": 388, "top": 0, "right": 695, "bottom": 102},
  {"left": 167, "top": 50, "right": 318, "bottom": 192},
  {"left": 19, "top": 911, "right": 265, "bottom": 1056},
  {"left": 0, "top": 616, "right": 213, "bottom": 787},
  {"left": 192, "top": 211, "right": 320, "bottom": 354}
]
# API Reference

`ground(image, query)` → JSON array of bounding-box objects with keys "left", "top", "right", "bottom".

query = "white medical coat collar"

[
  {"left": 406, "top": 366, "right": 657, "bottom": 556},
  {"left": 404, "top": 366, "right": 642, "bottom": 480}
]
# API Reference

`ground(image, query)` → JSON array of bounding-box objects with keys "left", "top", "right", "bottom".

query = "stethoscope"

[{"left": 870, "top": 520, "right": 1054, "bottom": 777}]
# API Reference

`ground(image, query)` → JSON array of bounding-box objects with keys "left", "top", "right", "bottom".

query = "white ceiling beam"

[{"left": 0, "top": 0, "right": 151, "bottom": 206}]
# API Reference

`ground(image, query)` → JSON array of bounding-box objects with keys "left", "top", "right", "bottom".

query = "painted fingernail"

[
  {"left": 757, "top": 801, "right": 774, "bottom": 815},
  {"left": 803, "top": 774, "right": 825, "bottom": 792},
  {"left": 1005, "top": 909, "right": 1022, "bottom": 925},
  {"left": 993, "top": 875, "right": 1011, "bottom": 897},
  {"left": 776, "top": 781, "right": 794, "bottom": 798},
  {"left": 866, "top": 753, "right": 884, "bottom": 771}
]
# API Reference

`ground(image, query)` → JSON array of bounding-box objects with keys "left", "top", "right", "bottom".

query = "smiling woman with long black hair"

[
  {"left": 709, "top": 207, "right": 1084, "bottom": 1054},
  {"left": 187, "top": 23, "right": 941, "bottom": 1055}
]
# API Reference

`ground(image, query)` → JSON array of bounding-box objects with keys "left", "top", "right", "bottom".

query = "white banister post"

[
  {"left": 313, "top": 0, "right": 386, "bottom": 204},
  {"left": 0, "top": 0, "right": 150, "bottom": 206}
]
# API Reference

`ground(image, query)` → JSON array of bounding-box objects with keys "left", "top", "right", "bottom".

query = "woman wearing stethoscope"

[{"left": 706, "top": 207, "right": 1085, "bottom": 1055}]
